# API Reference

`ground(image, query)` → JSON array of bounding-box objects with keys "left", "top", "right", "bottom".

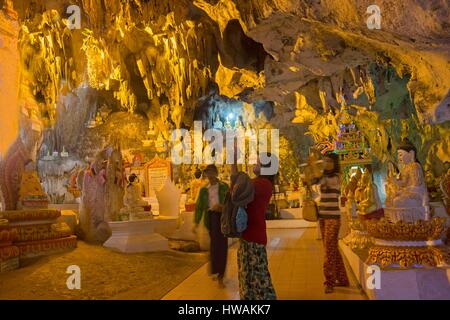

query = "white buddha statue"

[
  {"left": 385, "top": 139, "right": 430, "bottom": 223},
  {"left": 120, "top": 174, "right": 151, "bottom": 220}
]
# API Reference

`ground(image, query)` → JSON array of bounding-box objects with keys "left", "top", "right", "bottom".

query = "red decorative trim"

[
  {"left": 0, "top": 227, "right": 18, "bottom": 245},
  {"left": 0, "top": 245, "right": 20, "bottom": 261},
  {"left": 1, "top": 209, "right": 61, "bottom": 222},
  {"left": 16, "top": 236, "right": 77, "bottom": 258}
]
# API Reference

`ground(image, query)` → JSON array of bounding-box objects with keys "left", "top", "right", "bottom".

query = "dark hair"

[
  {"left": 194, "top": 168, "right": 202, "bottom": 179},
  {"left": 128, "top": 174, "right": 138, "bottom": 187},
  {"left": 323, "top": 152, "right": 340, "bottom": 175},
  {"left": 203, "top": 164, "right": 218, "bottom": 175}
]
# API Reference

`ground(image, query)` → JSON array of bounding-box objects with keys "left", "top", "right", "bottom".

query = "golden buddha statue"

[
  {"left": 354, "top": 169, "right": 381, "bottom": 218},
  {"left": 343, "top": 168, "right": 378, "bottom": 250},
  {"left": 95, "top": 112, "right": 103, "bottom": 125},
  {"left": 17, "top": 160, "right": 49, "bottom": 210},
  {"left": 344, "top": 168, "right": 362, "bottom": 202},
  {"left": 224, "top": 115, "right": 233, "bottom": 129}
]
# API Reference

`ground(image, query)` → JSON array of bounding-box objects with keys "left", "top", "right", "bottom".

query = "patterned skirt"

[
  {"left": 319, "top": 218, "right": 349, "bottom": 287},
  {"left": 237, "top": 239, "right": 277, "bottom": 300}
]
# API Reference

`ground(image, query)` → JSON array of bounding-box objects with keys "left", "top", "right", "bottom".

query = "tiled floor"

[{"left": 162, "top": 228, "right": 367, "bottom": 300}]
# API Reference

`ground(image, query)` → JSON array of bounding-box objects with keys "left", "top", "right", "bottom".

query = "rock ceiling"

[{"left": 3, "top": 0, "right": 450, "bottom": 171}]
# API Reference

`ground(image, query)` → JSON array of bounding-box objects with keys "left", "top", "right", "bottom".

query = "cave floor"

[
  {"left": 163, "top": 228, "right": 367, "bottom": 300},
  {"left": 0, "top": 228, "right": 366, "bottom": 300},
  {"left": 0, "top": 241, "right": 207, "bottom": 300}
]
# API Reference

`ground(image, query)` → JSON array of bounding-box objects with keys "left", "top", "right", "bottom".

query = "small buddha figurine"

[
  {"left": 224, "top": 115, "right": 233, "bottom": 129},
  {"left": 354, "top": 169, "right": 382, "bottom": 218},
  {"left": 61, "top": 146, "right": 69, "bottom": 158},
  {"left": 121, "top": 174, "right": 148, "bottom": 213},
  {"left": 236, "top": 118, "right": 244, "bottom": 130},
  {"left": 95, "top": 112, "right": 103, "bottom": 125},
  {"left": 385, "top": 161, "right": 398, "bottom": 207},
  {"left": 213, "top": 114, "right": 223, "bottom": 129},
  {"left": 17, "top": 160, "right": 49, "bottom": 210},
  {"left": 155, "top": 133, "right": 167, "bottom": 152},
  {"left": 344, "top": 168, "right": 362, "bottom": 200},
  {"left": 147, "top": 120, "right": 156, "bottom": 136}
]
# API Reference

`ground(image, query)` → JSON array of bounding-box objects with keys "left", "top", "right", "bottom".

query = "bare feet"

[
  {"left": 218, "top": 276, "right": 226, "bottom": 288},
  {"left": 324, "top": 286, "right": 333, "bottom": 294},
  {"left": 335, "top": 280, "right": 350, "bottom": 287}
]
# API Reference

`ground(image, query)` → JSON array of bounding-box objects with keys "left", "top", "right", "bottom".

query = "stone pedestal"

[
  {"left": 343, "top": 229, "right": 373, "bottom": 249},
  {"left": 152, "top": 215, "right": 178, "bottom": 238},
  {"left": 104, "top": 220, "right": 169, "bottom": 253},
  {"left": 57, "top": 210, "right": 78, "bottom": 234},
  {"left": 0, "top": 246, "right": 19, "bottom": 272},
  {"left": 385, "top": 207, "right": 426, "bottom": 224},
  {"left": 16, "top": 236, "right": 77, "bottom": 258},
  {"left": 171, "top": 211, "right": 196, "bottom": 241},
  {"left": 0, "top": 222, "right": 19, "bottom": 272},
  {"left": 279, "top": 208, "right": 302, "bottom": 219},
  {"left": 1, "top": 209, "right": 77, "bottom": 259},
  {"left": 365, "top": 217, "right": 448, "bottom": 268},
  {"left": 340, "top": 240, "right": 450, "bottom": 299}
]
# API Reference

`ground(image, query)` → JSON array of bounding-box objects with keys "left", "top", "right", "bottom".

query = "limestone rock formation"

[{"left": 0, "top": 0, "right": 447, "bottom": 210}]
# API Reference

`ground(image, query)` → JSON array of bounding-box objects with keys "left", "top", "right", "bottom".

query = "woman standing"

[
  {"left": 194, "top": 164, "right": 229, "bottom": 287},
  {"left": 317, "top": 152, "right": 349, "bottom": 293},
  {"left": 234, "top": 154, "right": 277, "bottom": 300}
]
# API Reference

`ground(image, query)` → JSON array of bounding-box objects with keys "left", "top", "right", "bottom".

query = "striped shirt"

[{"left": 318, "top": 173, "right": 341, "bottom": 218}]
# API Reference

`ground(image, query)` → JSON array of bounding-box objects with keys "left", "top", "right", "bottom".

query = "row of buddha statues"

[
  {"left": 340, "top": 139, "right": 450, "bottom": 268},
  {"left": 343, "top": 139, "right": 431, "bottom": 223}
]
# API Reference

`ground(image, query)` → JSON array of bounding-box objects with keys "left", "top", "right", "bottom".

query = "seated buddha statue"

[
  {"left": 120, "top": 174, "right": 150, "bottom": 220},
  {"left": 385, "top": 139, "right": 429, "bottom": 222},
  {"left": 17, "top": 160, "right": 49, "bottom": 210},
  {"left": 343, "top": 168, "right": 362, "bottom": 203},
  {"left": 354, "top": 169, "right": 382, "bottom": 220}
]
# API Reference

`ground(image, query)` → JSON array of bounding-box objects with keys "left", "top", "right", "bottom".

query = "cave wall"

[{"left": 1, "top": 0, "right": 449, "bottom": 185}]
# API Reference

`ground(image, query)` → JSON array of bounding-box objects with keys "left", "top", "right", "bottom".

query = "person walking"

[
  {"left": 316, "top": 152, "right": 349, "bottom": 293},
  {"left": 194, "top": 164, "right": 229, "bottom": 287},
  {"left": 233, "top": 154, "right": 277, "bottom": 300}
]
